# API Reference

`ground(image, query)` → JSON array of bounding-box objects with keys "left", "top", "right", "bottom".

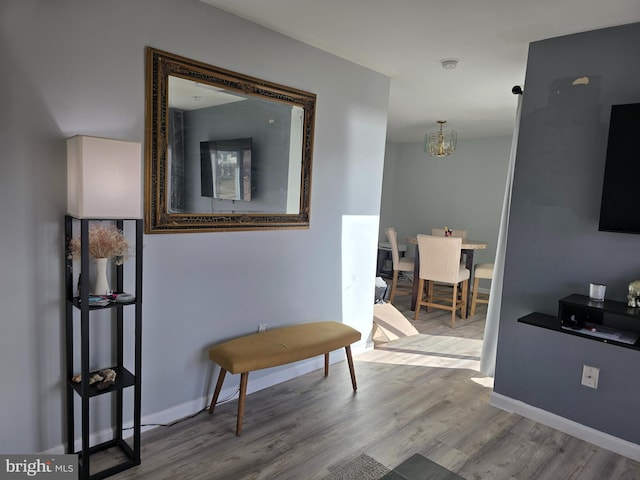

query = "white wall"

[
  {"left": 380, "top": 137, "right": 513, "bottom": 270},
  {"left": 0, "top": 0, "right": 389, "bottom": 453}
]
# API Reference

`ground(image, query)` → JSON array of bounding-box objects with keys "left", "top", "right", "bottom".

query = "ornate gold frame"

[{"left": 144, "top": 47, "right": 316, "bottom": 233}]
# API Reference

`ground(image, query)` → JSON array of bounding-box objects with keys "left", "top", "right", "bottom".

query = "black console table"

[{"left": 518, "top": 294, "right": 640, "bottom": 351}]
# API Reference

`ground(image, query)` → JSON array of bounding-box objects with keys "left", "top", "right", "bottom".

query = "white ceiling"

[
  {"left": 169, "top": 76, "right": 247, "bottom": 111},
  {"left": 199, "top": 0, "right": 640, "bottom": 142}
]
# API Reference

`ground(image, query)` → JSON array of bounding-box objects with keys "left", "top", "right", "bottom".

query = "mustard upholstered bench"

[{"left": 208, "top": 321, "right": 361, "bottom": 435}]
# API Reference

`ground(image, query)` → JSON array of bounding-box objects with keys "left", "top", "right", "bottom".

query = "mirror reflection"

[
  {"left": 144, "top": 48, "right": 316, "bottom": 233},
  {"left": 167, "top": 77, "right": 303, "bottom": 214},
  {"left": 199, "top": 137, "right": 252, "bottom": 203}
]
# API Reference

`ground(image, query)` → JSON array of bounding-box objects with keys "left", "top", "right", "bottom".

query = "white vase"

[{"left": 93, "top": 257, "right": 111, "bottom": 295}]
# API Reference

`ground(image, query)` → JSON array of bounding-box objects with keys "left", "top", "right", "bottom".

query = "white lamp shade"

[{"left": 67, "top": 135, "right": 142, "bottom": 219}]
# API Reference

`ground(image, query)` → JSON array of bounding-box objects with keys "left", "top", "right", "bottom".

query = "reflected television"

[{"left": 200, "top": 138, "right": 252, "bottom": 201}]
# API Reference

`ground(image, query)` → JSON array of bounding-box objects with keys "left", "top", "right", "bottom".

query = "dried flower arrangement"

[{"left": 69, "top": 223, "right": 130, "bottom": 265}]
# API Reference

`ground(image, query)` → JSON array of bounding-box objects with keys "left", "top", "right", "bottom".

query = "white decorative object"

[
  {"left": 589, "top": 283, "right": 606, "bottom": 302},
  {"left": 628, "top": 280, "right": 640, "bottom": 307},
  {"left": 93, "top": 257, "right": 110, "bottom": 296},
  {"left": 67, "top": 135, "right": 142, "bottom": 219}
]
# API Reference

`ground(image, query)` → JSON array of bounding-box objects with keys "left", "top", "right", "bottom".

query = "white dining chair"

[
  {"left": 471, "top": 262, "right": 494, "bottom": 315},
  {"left": 377, "top": 241, "right": 407, "bottom": 276},
  {"left": 414, "top": 234, "right": 470, "bottom": 327},
  {"left": 431, "top": 227, "right": 469, "bottom": 266},
  {"left": 384, "top": 227, "right": 414, "bottom": 303}
]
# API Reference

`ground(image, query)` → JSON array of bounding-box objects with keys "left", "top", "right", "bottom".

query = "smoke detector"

[{"left": 440, "top": 58, "right": 459, "bottom": 70}]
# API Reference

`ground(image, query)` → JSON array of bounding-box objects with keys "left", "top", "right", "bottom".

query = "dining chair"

[
  {"left": 431, "top": 227, "right": 469, "bottom": 265},
  {"left": 471, "top": 262, "right": 494, "bottom": 315},
  {"left": 431, "top": 227, "right": 468, "bottom": 239},
  {"left": 377, "top": 241, "right": 407, "bottom": 277},
  {"left": 384, "top": 227, "right": 414, "bottom": 303},
  {"left": 414, "top": 234, "right": 470, "bottom": 327}
]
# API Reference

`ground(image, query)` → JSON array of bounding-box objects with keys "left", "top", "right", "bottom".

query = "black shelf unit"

[
  {"left": 558, "top": 294, "right": 640, "bottom": 325},
  {"left": 65, "top": 215, "right": 143, "bottom": 480},
  {"left": 518, "top": 294, "right": 640, "bottom": 351}
]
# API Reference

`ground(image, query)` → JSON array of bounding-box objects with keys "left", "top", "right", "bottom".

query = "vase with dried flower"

[{"left": 69, "top": 224, "right": 130, "bottom": 295}]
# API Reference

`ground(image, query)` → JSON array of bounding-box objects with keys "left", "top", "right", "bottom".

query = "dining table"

[{"left": 406, "top": 236, "right": 488, "bottom": 316}]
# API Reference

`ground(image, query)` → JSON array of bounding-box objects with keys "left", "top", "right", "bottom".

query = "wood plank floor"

[{"left": 97, "top": 289, "right": 640, "bottom": 480}]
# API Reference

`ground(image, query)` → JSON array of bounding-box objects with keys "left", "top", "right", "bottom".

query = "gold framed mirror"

[{"left": 144, "top": 47, "right": 316, "bottom": 233}]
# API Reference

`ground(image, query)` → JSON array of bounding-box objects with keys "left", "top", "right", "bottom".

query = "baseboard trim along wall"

[
  {"left": 43, "top": 342, "right": 371, "bottom": 454},
  {"left": 490, "top": 392, "right": 640, "bottom": 462}
]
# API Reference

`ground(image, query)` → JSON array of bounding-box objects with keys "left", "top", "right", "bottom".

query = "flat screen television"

[
  {"left": 598, "top": 103, "right": 640, "bottom": 234},
  {"left": 200, "top": 138, "right": 252, "bottom": 202}
]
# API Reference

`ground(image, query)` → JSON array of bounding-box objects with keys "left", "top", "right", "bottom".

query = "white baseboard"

[
  {"left": 42, "top": 348, "right": 371, "bottom": 455},
  {"left": 490, "top": 392, "right": 640, "bottom": 462}
]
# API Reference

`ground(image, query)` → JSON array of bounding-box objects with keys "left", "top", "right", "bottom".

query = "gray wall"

[
  {"left": 495, "top": 23, "right": 640, "bottom": 444},
  {"left": 381, "top": 137, "right": 513, "bottom": 274},
  {"left": 0, "top": 0, "right": 389, "bottom": 453}
]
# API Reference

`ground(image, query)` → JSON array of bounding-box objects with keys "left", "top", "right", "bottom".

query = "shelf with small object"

[
  {"left": 68, "top": 366, "right": 136, "bottom": 397},
  {"left": 70, "top": 294, "right": 137, "bottom": 309},
  {"left": 518, "top": 294, "right": 640, "bottom": 350},
  {"left": 64, "top": 215, "right": 143, "bottom": 480}
]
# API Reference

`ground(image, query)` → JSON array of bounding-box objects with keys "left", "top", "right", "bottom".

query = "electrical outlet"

[
  {"left": 581, "top": 365, "right": 599, "bottom": 389},
  {"left": 258, "top": 323, "right": 268, "bottom": 333}
]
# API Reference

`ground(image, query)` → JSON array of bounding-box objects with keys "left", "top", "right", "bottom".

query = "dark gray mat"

[
  {"left": 323, "top": 453, "right": 391, "bottom": 480},
  {"left": 382, "top": 453, "right": 465, "bottom": 480}
]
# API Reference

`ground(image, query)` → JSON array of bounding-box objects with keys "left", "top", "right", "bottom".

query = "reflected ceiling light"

[{"left": 424, "top": 120, "right": 457, "bottom": 157}]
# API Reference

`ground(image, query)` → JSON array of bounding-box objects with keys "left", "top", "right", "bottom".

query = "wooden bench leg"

[
  {"left": 345, "top": 345, "right": 357, "bottom": 391},
  {"left": 208, "top": 368, "right": 227, "bottom": 414},
  {"left": 324, "top": 352, "right": 329, "bottom": 377},
  {"left": 236, "top": 372, "right": 249, "bottom": 436}
]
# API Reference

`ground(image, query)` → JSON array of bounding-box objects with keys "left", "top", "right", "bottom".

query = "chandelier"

[{"left": 424, "top": 120, "right": 457, "bottom": 157}]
